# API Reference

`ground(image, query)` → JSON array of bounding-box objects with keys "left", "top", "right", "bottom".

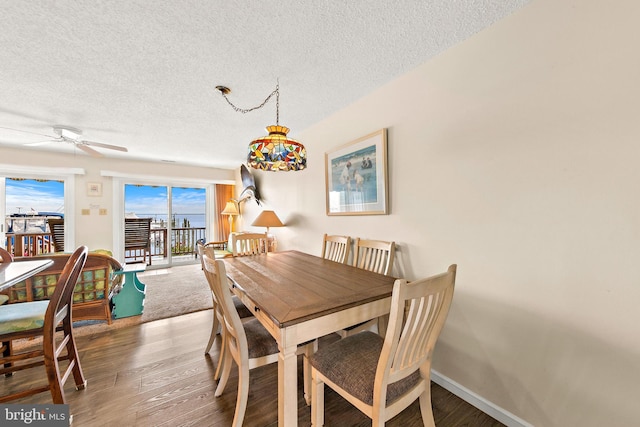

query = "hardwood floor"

[{"left": 1, "top": 310, "right": 505, "bottom": 426}]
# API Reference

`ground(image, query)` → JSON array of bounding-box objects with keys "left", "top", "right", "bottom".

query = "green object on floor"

[{"left": 111, "top": 264, "right": 146, "bottom": 319}]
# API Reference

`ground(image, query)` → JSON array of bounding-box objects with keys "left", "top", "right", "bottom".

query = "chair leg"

[
  {"left": 66, "top": 333, "right": 87, "bottom": 390},
  {"left": 2, "top": 340, "right": 13, "bottom": 377},
  {"left": 311, "top": 371, "right": 325, "bottom": 427},
  {"left": 205, "top": 308, "right": 220, "bottom": 354},
  {"left": 232, "top": 364, "right": 250, "bottom": 427},
  {"left": 418, "top": 385, "right": 436, "bottom": 427},
  {"left": 214, "top": 327, "right": 227, "bottom": 381},
  {"left": 302, "top": 341, "right": 317, "bottom": 405},
  {"left": 214, "top": 341, "right": 232, "bottom": 397},
  {"left": 43, "top": 337, "right": 66, "bottom": 404}
]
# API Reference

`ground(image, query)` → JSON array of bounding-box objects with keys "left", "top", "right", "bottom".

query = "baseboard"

[{"left": 431, "top": 370, "right": 534, "bottom": 427}]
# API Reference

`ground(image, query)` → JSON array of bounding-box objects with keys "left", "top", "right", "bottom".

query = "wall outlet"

[{"left": 99, "top": 209, "right": 107, "bottom": 215}]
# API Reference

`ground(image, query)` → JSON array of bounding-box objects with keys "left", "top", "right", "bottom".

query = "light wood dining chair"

[
  {"left": 230, "top": 232, "right": 268, "bottom": 256},
  {"left": 202, "top": 253, "right": 280, "bottom": 426},
  {"left": 321, "top": 234, "right": 351, "bottom": 264},
  {"left": 196, "top": 242, "right": 252, "bottom": 365},
  {"left": 202, "top": 254, "right": 316, "bottom": 423},
  {"left": 353, "top": 238, "right": 395, "bottom": 276},
  {"left": 0, "top": 246, "right": 89, "bottom": 404},
  {"left": 337, "top": 238, "right": 396, "bottom": 338},
  {"left": 310, "top": 265, "right": 457, "bottom": 427}
]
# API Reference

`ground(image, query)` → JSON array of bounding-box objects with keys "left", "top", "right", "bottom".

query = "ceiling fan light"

[{"left": 248, "top": 125, "right": 306, "bottom": 171}]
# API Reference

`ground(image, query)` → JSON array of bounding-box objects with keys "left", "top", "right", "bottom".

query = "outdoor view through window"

[
  {"left": 124, "top": 184, "right": 206, "bottom": 265},
  {"left": 3, "top": 180, "right": 206, "bottom": 263},
  {"left": 4, "top": 178, "right": 64, "bottom": 256}
]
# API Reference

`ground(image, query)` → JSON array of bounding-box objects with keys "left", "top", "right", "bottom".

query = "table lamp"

[
  {"left": 221, "top": 201, "right": 239, "bottom": 232},
  {"left": 252, "top": 210, "right": 284, "bottom": 251},
  {"left": 251, "top": 210, "right": 284, "bottom": 234}
]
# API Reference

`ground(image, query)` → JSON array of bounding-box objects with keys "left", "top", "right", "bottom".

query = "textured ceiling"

[{"left": 0, "top": 0, "right": 529, "bottom": 169}]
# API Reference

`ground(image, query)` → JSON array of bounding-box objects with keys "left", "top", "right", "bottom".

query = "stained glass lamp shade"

[{"left": 248, "top": 125, "right": 306, "bottom": 171}]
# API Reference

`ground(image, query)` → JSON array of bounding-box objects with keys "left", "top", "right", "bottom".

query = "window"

[{"left": 1, "top": 165, "right": 81, "bottom": 255}]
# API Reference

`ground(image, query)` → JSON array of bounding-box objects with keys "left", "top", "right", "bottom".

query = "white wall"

[{"left": 245, "top": 0, "right": 640, "bottom": 425}]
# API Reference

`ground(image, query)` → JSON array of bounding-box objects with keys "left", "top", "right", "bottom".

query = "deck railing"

[
  {"left": 5, "top": 232, "right": 55, "bottom": 257},
  {"left": 147, "top": 227, "right": 207, "bottom": 258},
  {"left": 6, "top": 226, "right": 206, "bottom": 260}
]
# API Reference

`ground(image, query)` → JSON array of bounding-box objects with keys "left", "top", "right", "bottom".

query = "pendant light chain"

[
  {"left": 216, "top": 79, "right": 306, "bottom": 171},
  {"left": 219, "top": 82, "right": 280, "bottom": 126}
]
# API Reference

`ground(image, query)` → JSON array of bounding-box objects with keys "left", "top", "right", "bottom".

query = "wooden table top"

[{"left": 223, "top": 250, "right": 397, "bottom": 328}]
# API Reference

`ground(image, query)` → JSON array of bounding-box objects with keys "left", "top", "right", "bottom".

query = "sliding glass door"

[{"left": 124, "top": 184, "right": 206, "bottom": 267}]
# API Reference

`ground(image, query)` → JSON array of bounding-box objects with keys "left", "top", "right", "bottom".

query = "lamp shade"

[
  {"left": 251, "top": 210, "right": 284, "bottom": 231},
  {"left": 221, "top": 201, "right": 239, "bottom": 216},
  {"left": 248, "top": 125, "right": 306, "bottom": 171}
]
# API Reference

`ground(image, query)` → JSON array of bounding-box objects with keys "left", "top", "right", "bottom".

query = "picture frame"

[
  {"left": 87, "top": 182, "right": 102, "bottom": 197},
  {"left": 325, "top": 128, "right": 388, "bottom": 215}
]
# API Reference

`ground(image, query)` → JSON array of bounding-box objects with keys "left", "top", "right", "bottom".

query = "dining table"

[
  {"left": 0, "top": 258, "right": 53, "bottom": 292},
  {"left": 223, "top": 250, "right": 397, "bottom": 427}
]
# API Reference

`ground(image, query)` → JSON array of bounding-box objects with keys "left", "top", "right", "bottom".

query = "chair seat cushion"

[
  {"left": 233, "top": 295, "right": 253, "bottom": 319},
  {"left": 0, "top": 301, "right": 49, "bottom": 334},
  {"left": 244, "top": 318, "right": 279, "bottom": 359},
  {"left": 310, "top": 331, "right": 421, "bottom": 406}
]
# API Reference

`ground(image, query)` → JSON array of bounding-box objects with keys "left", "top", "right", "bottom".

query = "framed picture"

[
  {"left": 325, "top": 129, "right": 388, "bottom": 215},
  {"left": 87, "top": 182, "right": 102, "bottom": 197}
]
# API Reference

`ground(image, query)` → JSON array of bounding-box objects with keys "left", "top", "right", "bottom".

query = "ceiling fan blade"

[
  {"left": 0, "top": 126, "right": 56, "bottom": 139},
  {"left": 77, "top": 144, "right": 104, "bottom": 157},
  {"left": 24, "top": 138, "right": 59, "bottom": 146},
  {"left": 83, "top": 139, "right": 128, "bottom": 152}
]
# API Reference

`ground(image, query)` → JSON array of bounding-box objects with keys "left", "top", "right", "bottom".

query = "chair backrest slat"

[
  {"left": 44, "top": 246, "right": 88, "bottom": 339},
  {"left": 321, "top": 234, "right": 351, "bottom": 264},
  {"left": 353, "top": 238, "right": 395, "bottom": 275},
  {"left": 231, "top": 233, "right": 268, "bottom": 257},
  {"left": 378, "top": 265, "right": 456, "bottom": 387}
]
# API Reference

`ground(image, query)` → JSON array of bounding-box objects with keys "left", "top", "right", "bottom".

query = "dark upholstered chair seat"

[
  {"left": 232, "top": 295, "right": 253, "bottom": 319},
  {"left": 310, "top": 331, "right": 420, "bottom": 406},
  {"left": 243, "top": 318, "right": 279, "bottom": 359}
]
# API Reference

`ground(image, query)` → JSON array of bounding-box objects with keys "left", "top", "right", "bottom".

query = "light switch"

[
  {"left": 99, "top": 209, "right": 107, "bottom": 215},
  {"left": 81, "top": 209, "right": 90, "bottom": 215}
]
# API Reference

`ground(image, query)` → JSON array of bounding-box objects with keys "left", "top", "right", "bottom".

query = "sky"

[
  {"left": 124, "top": 185, "right": 205, "bottom": 216},
  {"left": 5, "top": 178, "right": 64, "bottom": 214},
  {"left": 4, "top": 179, "right": 205, "bottom": 218}
]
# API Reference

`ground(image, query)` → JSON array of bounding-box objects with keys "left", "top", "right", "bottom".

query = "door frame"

[{"left": 105, "top": 170, "right": 232, "bottom": 268}]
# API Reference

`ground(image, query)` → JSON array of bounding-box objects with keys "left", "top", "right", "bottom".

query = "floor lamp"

[{"left": 221, "top": 201, "right": 239, "bottom": 236}]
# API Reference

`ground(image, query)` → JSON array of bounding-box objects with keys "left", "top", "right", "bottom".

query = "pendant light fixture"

[{"left": 216, "top": 81, "right": 306, "bottom": 171}]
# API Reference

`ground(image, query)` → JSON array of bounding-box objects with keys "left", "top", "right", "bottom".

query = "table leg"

[{"left": 278, "top": 342, "right": 299, "bottom": 427}]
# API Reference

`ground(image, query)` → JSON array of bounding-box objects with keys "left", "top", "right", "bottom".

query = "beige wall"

[{"left": 243, "top": 0, "right": 640, "bottom": 425}]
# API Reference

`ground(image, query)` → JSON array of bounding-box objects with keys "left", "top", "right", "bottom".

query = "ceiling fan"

[{"left": 1, "top": 125, "right": 128, "bottom": 157}]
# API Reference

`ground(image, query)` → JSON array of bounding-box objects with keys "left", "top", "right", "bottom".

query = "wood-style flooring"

[{"left": 1, "top": 310, "right": 505, "bottom": 426}]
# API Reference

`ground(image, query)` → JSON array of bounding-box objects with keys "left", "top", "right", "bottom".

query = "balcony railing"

[
  {"left": 5, "top": 232, "right": 56, "bottom": 257},
  {"left": 6, "top": 226, "right": 207, "bottom": 261}
]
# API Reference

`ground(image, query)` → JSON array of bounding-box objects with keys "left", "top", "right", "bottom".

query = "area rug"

[
  {"left": 139, "top": 263, "right": 212, "bottom": 321},
  {"left": 12, "top": 263, "right": 212, "bottom": 351}
]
